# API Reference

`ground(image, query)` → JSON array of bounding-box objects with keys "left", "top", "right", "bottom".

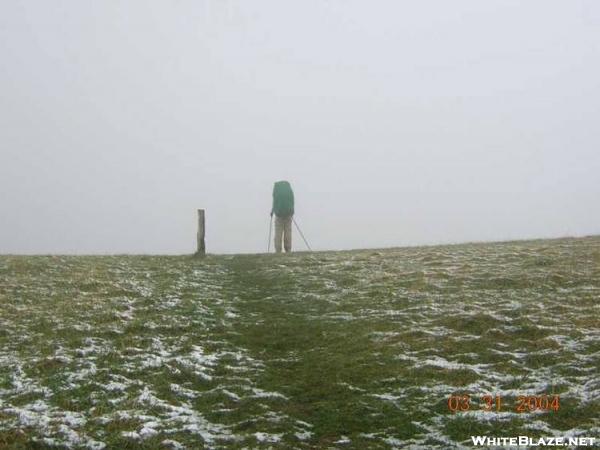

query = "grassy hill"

[{"left": 1, "top": 236, "right": 599, "bottom": 448}]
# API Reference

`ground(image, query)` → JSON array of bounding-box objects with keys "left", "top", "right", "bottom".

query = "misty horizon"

[{"left": 2, "top": 1, "right": 599, "bottom": 254}]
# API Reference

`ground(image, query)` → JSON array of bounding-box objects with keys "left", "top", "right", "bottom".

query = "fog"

[{"left": 1, "top": 1, "right": 599, "bottom": 254}]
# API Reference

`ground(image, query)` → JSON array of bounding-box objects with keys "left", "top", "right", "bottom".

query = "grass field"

[{"left": 1, "top": 236, "right": 599, "bottom": 449}]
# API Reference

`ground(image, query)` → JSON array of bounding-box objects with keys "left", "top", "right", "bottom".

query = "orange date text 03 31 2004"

[{"left": 447, "top": 394, "right": 560, "bottom": 413}]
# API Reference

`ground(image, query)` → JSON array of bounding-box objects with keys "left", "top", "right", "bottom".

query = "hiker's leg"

[
  {"left": 274, "top": 216, "right": 283, "bottom": 253},
  {"left": 284, "top": 216, "right": 292, "bottom": 252}
]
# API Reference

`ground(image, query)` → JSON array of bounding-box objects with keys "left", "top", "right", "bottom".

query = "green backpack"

[{"left": 272, "top": 181, "right": 295, "bottom": 217}]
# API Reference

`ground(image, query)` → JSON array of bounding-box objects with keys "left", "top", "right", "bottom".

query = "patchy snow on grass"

[
  {"left": 255, "top": 431, "right": 283, "bottom": 443},
  {"left": 1, "top": 238, "right": 598, "bottom": 448}
]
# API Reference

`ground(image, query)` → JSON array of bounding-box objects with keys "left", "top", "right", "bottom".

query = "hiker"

[{"left": 271, "top": 180, "right": 294, "bottom": 253}]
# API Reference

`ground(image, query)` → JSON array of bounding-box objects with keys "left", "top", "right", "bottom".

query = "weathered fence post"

[{"left": 196, "top": 209, "right": 206, "bottom": 256}]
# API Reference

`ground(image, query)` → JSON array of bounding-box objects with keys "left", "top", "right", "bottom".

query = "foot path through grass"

[{"left": 1, "top": 237, "right": 599, "bottom": 448}]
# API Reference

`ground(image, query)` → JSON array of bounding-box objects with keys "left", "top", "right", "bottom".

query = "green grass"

[{"left": 1, "top": 236, "right": 599, "bottom": 448}]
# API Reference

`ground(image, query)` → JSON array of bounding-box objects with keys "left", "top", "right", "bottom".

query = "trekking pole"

[
  {"left": 267, "top": 215, "right": 273, "bottom": 253},
  {"left": 292, "top": 217, "right": 312, "bottom": 251}
]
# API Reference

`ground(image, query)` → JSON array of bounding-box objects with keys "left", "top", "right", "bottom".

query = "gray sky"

[{"left": 1, "top": 0, "right": 599, "bottom": 254}]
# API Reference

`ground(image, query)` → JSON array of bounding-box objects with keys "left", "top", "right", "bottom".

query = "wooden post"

[{"left": 196, "top": 209, "right": 206, "bottom": 256}]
